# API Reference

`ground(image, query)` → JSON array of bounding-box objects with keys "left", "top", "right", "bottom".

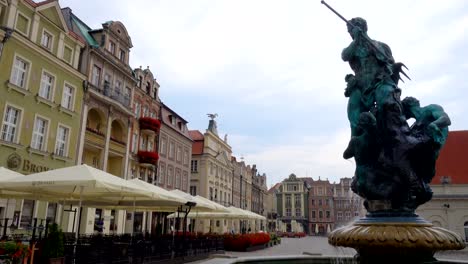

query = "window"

[
  {"left": 175, "top": 171, "right": 181, "bottom": 189},
  {"left": 63, "top": 46, "right": 73, "bottom": 64},
  {"left": 46, "top": 203, "right": 57, "bottom": 222},
  {"left": 318, "top": 187, "right": 323, "bottom": 195},
  {"left": 31, "top": 117, "right": 49, "bottom": 151},
  {"left": 61, "top": 84, "right": 75, "bottom": 110},
  {"left": 142, "top": 106, "right": 148, "bottom": 117},
  {"left": 285, "top": 195, "right": 291, "bottom": 207},
  {"left": 114, "top": 80, "right": 122, "bottom": 96},
  {"left": 148, "top": 140, "right": 153, "bottom": 152},
  {"left": 11, "top": 56, "right": 29, "bottom": 89},
  {"left": 176, "top": 146, "right": 182, "bottom": 162},
  {"left": 190, "top": 186, "right": 196, "bottom": 196},
  {"left": 286, "top": 208, "right": 291, "bottom": 217},
  {"left": 345, "top": 211, "right": 351, "bottom": 220},
  {"left": 183, "top": 150, "right": 189, "bottom": 165},
  {"left": 319, "top": 211, "right": 323, "bottom": 219},
  {"left": 20, "top": 200, "right": 34, "bottom": 228},
  {"left": 39, "top": 71, "right": 54, "bottom": 100},
  {"left": 15, "top": 13, "right": 30, "bottom": 35},
  {"left": 108, "top": 41, "right": 116, "bottom": 54},
  {"left": 354, "top": 211, "right": 359, "bottom": 217},
  {"left": 41, "top": 30, "right": 53, "bottom": 50},
  {"left": 160, "top": 138, "right": 167, "bottom": 156},
  {"left": 55, "top": 125, "right": 70, "bottom": 157},
  {"left": 182, "top": 172, "right": 188, "bottom": 191},
  {"left": 312, "top": 210, "right": 316, "bottom": 219},
  {"left": 132, "top": 133, "right": 138, "bottom": 153},
  {"left": 158, "top": 164, "right": 165, "bottom": 184},
  {"left": 1, "top": 105, "right": 22, "bottom": 143},
  {"left": 337, "top": 212, "right": 343, "bottom": 221},
  {"left": 134, "top": 102, "right": 140, "bottom": 117},
  {"left": 119, "top": 49, "right": 125, "bottom": 62},
  {"left": 326, "top": 211, "right": 331, "bottom": 218},
  {"left": 169, "top": 142, "right": 175, "bottom": 159},
  {"left": 295, "top": 208, "right": 301, "bottom": 217},
  {"left": 171, "top": 116, "right": 176, "bottom": 126},
  {"left": 311, "top": 199, "right": 315, "bottom": 206},
  {"left": 209, "top": 187, "right": 213, "bottom": 200},
  {"left": 140, "top": 135, "right": 147, "bottom": 150},
  {"left": 91, "top": 65, "right": 101, "bottom": 86},
  {"left": 295, "top": 194, "right": 301, "bottom": 207},
  {"left": 319, "top": 199, "right": 322, "bottom": 206},
  {"left": 167, "top": 167, "right": 173, "bottom": 186},
  {"left": 191, "top": 160, "right": 198, "bottom": 172}
]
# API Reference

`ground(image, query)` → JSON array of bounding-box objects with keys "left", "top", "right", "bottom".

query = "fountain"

[
  {"left": 199, "top": 2, "right": 466, "bottom": 264},
  {"left": 322, "top": 1, "right": 466, "bottom": 263}
]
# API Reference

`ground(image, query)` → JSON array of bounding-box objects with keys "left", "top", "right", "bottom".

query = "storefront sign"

[{"left": 6, "top": 153, "right": 51, "bottom": 173}]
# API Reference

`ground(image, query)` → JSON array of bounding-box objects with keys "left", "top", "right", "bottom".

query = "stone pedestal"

[{"left": 328, "top": 216, "right": 465, "bottom": 263}]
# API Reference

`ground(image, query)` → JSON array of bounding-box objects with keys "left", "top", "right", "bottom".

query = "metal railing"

[{"left": 89, "top": 82, "right": 130, "bottom": 107}]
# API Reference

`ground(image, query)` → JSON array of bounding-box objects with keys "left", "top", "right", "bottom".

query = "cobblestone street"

[{"left": 193, "top": 236, "right": 468, "bottom": 263}]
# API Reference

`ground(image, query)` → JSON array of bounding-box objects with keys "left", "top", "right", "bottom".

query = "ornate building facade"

[
  {"left": 276, "top": 174, "right": 309, "bottom": 233},
  {"left": 63, "top": 9, "right": 136, "bottom": 234}
]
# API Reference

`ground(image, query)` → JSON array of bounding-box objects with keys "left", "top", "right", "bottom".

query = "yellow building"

[{"left": 0, "top": 0, "right": 85, "bottom": 231}]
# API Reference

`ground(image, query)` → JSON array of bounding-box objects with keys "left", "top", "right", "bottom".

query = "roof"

[
  {"left": 268, "top": 183, "right": 281, "bottom": 193},
  {"left": 189, "top": 130, "right": 204, "bottom": 155},
  {"left": 61, "top": 7, "right": 99, "bottom": 47},
  {"left": 160, "top": 104, "right": 192, "bottom": 141},
  {"left": 189, "top": 130, "right": 204, "bottom": 141},
  {"left": 433, "top": 130, "right": 468, "bottom": 185},
  {"left": 24, "top": 0, "right": 56, "bottom": 8}
]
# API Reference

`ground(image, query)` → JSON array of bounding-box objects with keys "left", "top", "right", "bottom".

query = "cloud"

[{"left": 59, "top": 0, "right": 468, "bottom": 186}]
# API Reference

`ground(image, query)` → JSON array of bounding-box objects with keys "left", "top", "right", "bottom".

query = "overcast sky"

[{"left": 60, "top": 0, "right": 468, "bottom": 187}]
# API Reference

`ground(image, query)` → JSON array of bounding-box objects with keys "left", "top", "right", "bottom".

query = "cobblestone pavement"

[{"left": 190, "top": 236, "right": 468, "bottom": 263}]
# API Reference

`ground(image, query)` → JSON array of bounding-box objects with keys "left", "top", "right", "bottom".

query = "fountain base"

[{"left": 328, "top": 216, "right": 465, "bottom": 263}]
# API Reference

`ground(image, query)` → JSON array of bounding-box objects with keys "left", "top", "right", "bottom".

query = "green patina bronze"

[{"left": 323, "top": 2, "right": 451, "bottom": 214}]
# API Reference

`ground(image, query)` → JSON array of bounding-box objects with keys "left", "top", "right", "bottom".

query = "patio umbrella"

[
  {"left": 0, "top": 164, "right": 154, "bottom": 239},
  {"left": 169, "top": 189, "right": 216, "bottom": 211},
  {"left": 0, "top": 167, "right": 27, "bottom": 198}
]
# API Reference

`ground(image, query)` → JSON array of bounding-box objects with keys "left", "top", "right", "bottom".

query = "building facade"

[
  {"left": 333, "top": 178, "right": 363, "bottom": 228},
  {"left": 157, "top": 103, "right": 191, "bottom": 192},
  {"left": 64, "top": 9, "right": 136, "bottom": 234},
  {"left": 189, "top": 116, "right": 234, "bottom": 233},
  {"left": 0, "top": 0, "right": 85, "bottom": 231},
  {"left": 127, "top": 66, "right": 161, "bottom": 233},
  {"left": 308, "top": 178, "right": 334, "bottom": 235},
  {"left": 276, "top": 174, "right": 309, "bottom": 233}
]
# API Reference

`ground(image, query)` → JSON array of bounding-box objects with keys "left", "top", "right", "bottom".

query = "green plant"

[
  {"left": 0, "top": 241, "right": 31, "bottom": 263},
  {"left": 41, "top": 223, "right": 65, "bottom": 260}
]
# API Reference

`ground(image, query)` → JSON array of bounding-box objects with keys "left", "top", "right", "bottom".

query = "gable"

[
  {"left": 37, "top": 2, "right": 68, "bottom": 32},
  {"left": 215, "top": 151, "right": 231, "bottom": 166}
]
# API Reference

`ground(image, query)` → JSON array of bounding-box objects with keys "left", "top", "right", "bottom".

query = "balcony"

[
  {"left": 139, "top": 117, "right": 161, "bottom": 134},
  {"left": 137, "top": 151, "right": 159, "bottom": 167},
  {"left": 89, "top": 81, "right": 130, "bottom": 108}
]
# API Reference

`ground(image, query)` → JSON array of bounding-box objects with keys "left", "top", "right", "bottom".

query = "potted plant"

[{"left": 41, "top": 223, "right": 65, "bottom": 264}]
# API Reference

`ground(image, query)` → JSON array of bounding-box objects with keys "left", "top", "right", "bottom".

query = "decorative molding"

[{"left": 6, "top": 81, "right": 31, "bottom": 96}]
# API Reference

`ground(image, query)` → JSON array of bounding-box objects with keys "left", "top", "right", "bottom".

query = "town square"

[{"left": 0, "top": 0, "right": 467, "bottom": 263}]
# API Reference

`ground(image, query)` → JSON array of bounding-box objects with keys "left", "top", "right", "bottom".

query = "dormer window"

[
  {"left": 108, "top": 41, "right": 116, "bottom": 55},
  {"left": 119, "top": 49, "right": 126, "bottom": 62},
  {"left": 170, "top": 115, "right": 176, "bottom": 126},
  {"left": 41, "top": 30, "right": 53, "bottom": 51}
]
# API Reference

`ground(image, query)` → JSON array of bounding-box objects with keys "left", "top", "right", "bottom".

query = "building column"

[
  {"left": 123, "top": 118, "right": 132, "bottom": 179},
  {"left": 102, "top": 110, "right": 113, "bottom": 170},
  {"left": 76, "top": 103, "right": 88, "bottom": 165},
  {"left": 6, "top": 0, "right": 18, "bottom": 28},
  {"left": 30, "top": 13, "right": 40, "bottom": 42}
]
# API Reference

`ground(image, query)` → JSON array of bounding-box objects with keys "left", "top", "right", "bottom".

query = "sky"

[{"left": 60, "top": 0, "right": 468, "bottom": 187}]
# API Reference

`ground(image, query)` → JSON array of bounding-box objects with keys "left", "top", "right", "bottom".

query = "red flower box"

[
  {"left": 223, "top": 233, "right": 270, "bottom": 251},
  {"left": 137, "top": 151, "right": 159, "bottom": 165},
  {"left": 139, "top": 117, "right": 161, "bottom": 133}
]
